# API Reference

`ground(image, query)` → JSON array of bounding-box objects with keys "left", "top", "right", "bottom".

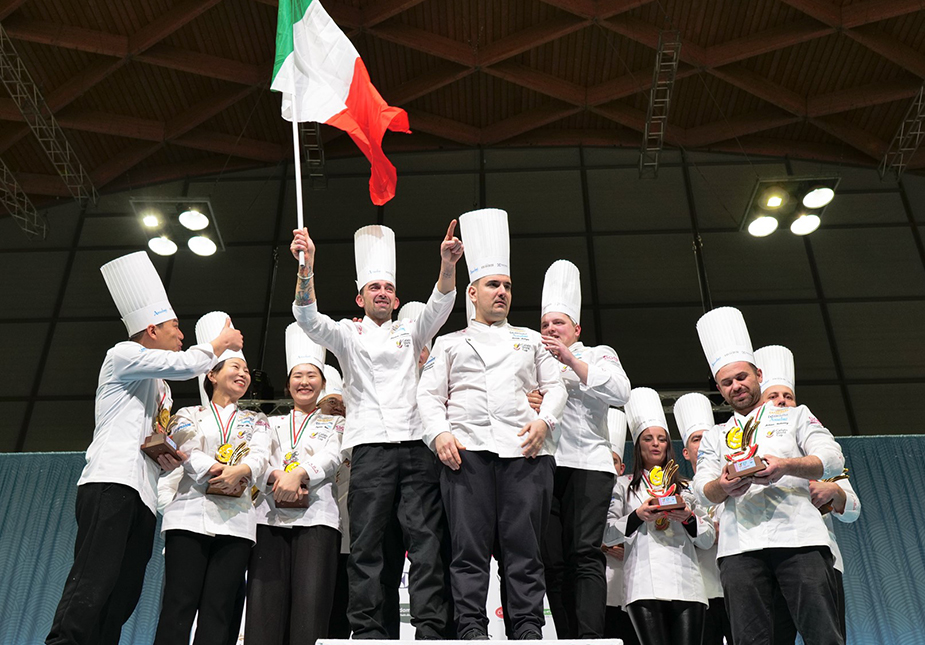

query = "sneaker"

[
  {"left": 461, "top": 629, "right": 490, "bottom": 640},
  {"left": 516, "top": 631, "right": 542, "bottom": 640}
]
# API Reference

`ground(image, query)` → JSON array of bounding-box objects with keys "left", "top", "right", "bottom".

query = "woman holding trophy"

[
  {"left": 245, "top": 323, "right": 345, "bottom": 645},
  {"left": 153, "top": 312, "right": 270, "bottom": 645},
  {"left": 603, "top": 387, "right": 714, "bottom": 645}
]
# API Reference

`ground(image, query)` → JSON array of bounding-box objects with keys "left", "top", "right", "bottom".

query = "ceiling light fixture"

[
  {"left": 748, "top": 216, "right": 779, "bottom": 237},
  {"left": 802, "top": 187, "right": 835, "bottom": 209},
  {"left": 188, "top": 235, "right": 217, "bottom": 256},
  {"left": 131, "top": 198, "right": 224, "bottom": 257},
  {"left": 179, "top": 208, "right": 209, "bottom": 231},
  {"left": 741, "top": 176, "right": 838, "bottom": 238},
  {"left": 790, "top": 213, "right": 821, "bottom": 236},
  {"left": 148, "top": 236, "right": 178, "bottom": 256}
]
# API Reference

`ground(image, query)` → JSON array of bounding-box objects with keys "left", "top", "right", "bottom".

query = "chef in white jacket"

[
  {"left": 603, "top": 387, "right": 714, "bottom": 645},
  {"left": 673, "top": 392, "right": 730, "bottom": 645},
  {"left": 754, "top": 344, "right": 860, "bottom": 644},
  {"left": 154, "top": 311, "right": 270, "bottom": 645},
  {"left": 289, "top": 220, "right": 462, "bottom": 639},
  {"left": 45, "top": 252, "right": 242, "bottom": 645},
  {"left": 417, "top": 208, "right": 568, "bottom": 640},
  {"left": 539, "top": 259, "right": 632, "bottom": 638},
  {"left": 246, "top": 323, "right": 345, "bottom": 645},
  {"left": 601, "top": 409, "right": 639, "bottom": 645},
  {"left": 692, "top": 308, "right": 846, "bottom": 645}
]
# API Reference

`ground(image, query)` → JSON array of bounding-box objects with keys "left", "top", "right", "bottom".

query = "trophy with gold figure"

[
  {"left": 141, "top": 399, "right": 180, "bottom": 461},
  {"left": 644, "top": 460, "right": 686, "bottom": 530},
  {"left": 724, "top": 412, "right": 767, "bottom": 479},
  {"left": 207, "top": 441, "right": 250, "bottom": 497},
  {"left": 275, "top": 450, "right": 310, "bottom": 508},
  {"left": 816, "top": 468, "right": 850, "bottom": 515}
]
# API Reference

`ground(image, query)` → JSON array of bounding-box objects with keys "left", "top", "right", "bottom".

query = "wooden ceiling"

[{"left": 1, "top": 0, "right": 925, "bottom": 208}]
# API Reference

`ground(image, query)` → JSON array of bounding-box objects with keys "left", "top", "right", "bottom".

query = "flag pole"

[{"left": 290, "top": 91, "right": 306, "bottom": 266}]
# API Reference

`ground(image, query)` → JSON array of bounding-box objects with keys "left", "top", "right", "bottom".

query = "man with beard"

[{"left": 692, "top": 307, "right": 846, "bottom": 645}]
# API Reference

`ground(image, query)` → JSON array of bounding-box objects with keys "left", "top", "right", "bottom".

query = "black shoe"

[
  {"left": 516, "top": 631, "right": 542, "bottom": 640},
  {"left": 461, "top": 629, "right": 490, "bottom": 640}
]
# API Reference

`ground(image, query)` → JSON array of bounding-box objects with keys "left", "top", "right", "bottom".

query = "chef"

[
  {"left": 692, "top": 307, "right": 846, "bottom": 645},
  {"left": 604, "top": 387, "right": 714, "bottom": 645},
  {"left": 289, "top": 221, "right": 462, "bottom": 639},
  {"left": 673, "top": 392, "right": 730, "bottom": 645},
  {"left": 417, "top": 208, "right": 568, "bottom": 640},
  {"left": 539, "top": 259, "right": 632, "bottom": 638},
  {"left": 601, "top": 408, "right": 639, "bottom": 645},
  {"left": 399, "top": 300, "right": 433, "bottom": 370},
  {"left": 754, "top": 344, "right": 860, "bottom": 644},
  {"left": 45, "top": 251, "right": 242, "bottom": 645}
]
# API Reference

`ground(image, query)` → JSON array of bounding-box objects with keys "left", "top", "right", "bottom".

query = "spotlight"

[
  {"left": 790, "top": 214, "right": 821, "bottom": 236},
  {"left": 748, "top": 216, "right": 779, "bottom": 237},
  {"left": 188, "top": 235, "right": 217, "bottom": 256},
  {"left": 142, "top": 213, "right": 160, "bottom": 228},
  {"left": 148, "top": 236, "right": 178, "bottom": 256},
  {"left": 179, "top": 208, "right": 209, "bottom": 231},
  {"left": 763, "top": 190, "right": 785, "bottom": 209},
  {"left": 802, "top": 187, "right": 834, "bottom": 209}
]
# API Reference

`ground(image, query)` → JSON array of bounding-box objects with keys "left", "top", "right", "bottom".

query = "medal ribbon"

[
  {"left": 290, "top": 408, "right": 318, "bottom": 451},
  {"left": 733, "top": 403, "right": 767, "bottom": 437},
  {"left": 210, "top": 402, "right": 237, "bottom": 445}
]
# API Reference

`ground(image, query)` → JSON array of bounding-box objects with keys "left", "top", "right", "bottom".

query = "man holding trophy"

[{"left": 691, "top": 307, "right": 846, "bottom": 645}]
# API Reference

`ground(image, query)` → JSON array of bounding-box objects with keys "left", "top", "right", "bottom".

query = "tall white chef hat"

[
  {"left": 696, "top": 307, "right": 755, "bottom": 378},
  {"left": 195, "top": 311, "right": 245, "bottom": 406},
  {"left": 541, "top": 259, "right": 581, "bottom": 325},
  {"left": 754, "top": 345, "right": 795, "bottom": 393},
  {"left": 100, "top": 251, "right": 176, "bottom": 336},
  {"left": 625, "top": 387, "right": 668, "bottom": 443},
  {"left": 398, "top": 301, "right": 432, "bottom": 351},
  {"left": 355, "top": 225, "right": 396, "bottom": 291},
  {"left": 459, "top": 208, "right": 510, "bottom": 283},
  {"left": 285, "top": 322, "right": 326, "bottom": 374},
  {"left": 319, "top": 364, "right": 344, "bottom": 403},
  {"left": 672, "top": 392, "right": 715, "bottom": 447},
  {"left": 607, "top": 408, "right": 628, "bottom": 460}
]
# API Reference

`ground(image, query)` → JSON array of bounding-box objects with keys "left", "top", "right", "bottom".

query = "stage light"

[
  {"left": 790, "top": 214, "right": 821, "bottom": 236},
  {"left": 188, "top": 235, "right": 217, "bottom": 256},
  {"left": 179, "top": 208, "right": 209, "bottom": 231},
  {"left": 802, "top": 187, "right": 834, "bottom": 209},
  {"left": 748, "top": 216, "right": 779, "bottom": 237},
  {"left": 148, "top": 236, "right": 178, "bottom": 256},
  {"left": 142, "top": 213, "right": 160, "bottom": 228}
]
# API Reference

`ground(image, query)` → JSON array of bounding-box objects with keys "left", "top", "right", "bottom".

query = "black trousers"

[
  {"left": 719, "top": 546, "right": 843, "bottom": 645},
  {"left": 542, "top": 466, "right": 614, "bottom": 638},
  {"left": 604, "top": 605, "right": 641, "bottom": 645},
  {"left": 441, "top": 451, "right": 555, "bottom": 639},
  {"left": 702, "top": 596, "right": 732, "bottom": 645},
  {"left": 46, "top": 482, "right": 156, "bottom": 645},
  {"left": 626, "top": 599, "right": 705, "bottom": 645},
  {"left": 245, "top": 524, "right": 340, "bottom": 645},
  {"left": 347, "top": 442, "right": 449, "bottom": 639},
  {"left": 771, "top": 567, "right": 846, "bottom": 645},
  {"left": 153, "top": 529, "right": 252, "bottom": 645},
  {"left": 328, "top": 553, "right": 351, "bottom": 638}
]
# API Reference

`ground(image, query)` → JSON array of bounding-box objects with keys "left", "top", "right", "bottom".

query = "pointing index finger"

[{"left": 445, "top": 219, "right": 457, "bottom": 241}]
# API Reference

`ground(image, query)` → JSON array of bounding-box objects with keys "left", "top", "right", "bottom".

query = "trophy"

[
  {"left": 817, "top": 468, "right": 850, "bottom": 515},
  {"left": 207, "top": 442, "right": 250, "bottom": 497},
  {"left": 141, "top": 407, "right": 180, "bottom": 461},
  {"left": 274, "top": 450, "right": 310, "bottom": 508},
  {"left": 724, "top": 414, "right": 766, "bottom": 479},
  {"left": 644, "top": 459, "right": 686, "bottom": 530}
]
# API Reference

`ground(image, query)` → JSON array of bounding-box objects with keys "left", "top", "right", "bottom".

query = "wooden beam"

[
  {"left": 0, "top": 0, "right": 26, "bottom": 21},
  {"left": 173, "top": 130, "right": 286, "bottom": 163},
  {"left": 774, "top": 0, "right": 841, "bottom": 26},
  {"left": 844, "top": 26, "right": 925, "bottom": 78},
  {"left": 807, "top": 76, "right": 923, "bottom": 117},
  {"left": 586, "top": 65, "right": 699, "bottom": 106},
  {"left": 362, "top": 0, "right": 428, "bottom": 28},
  {"left": 842, "top": 0, "right": 925, "bottom": 29},
  {"left": 164, "top": 86, "right": 257, "bottom": 140},
  {"left": 589, "top": 102, "right": 648, "bottom": 133},
  {"left": 370, "top": 23, "right": 476, "bottom": 66},
  {"left": 684, "top": 108, "right": 802, "bottom": 147},
  {"left": 706, "top": 18, "right": 834, "bottom": 67},
  {"left": 320, "top": 0, "right": 364, "bottom": 29},
  {"left": 46, "top": 59, "right": 128, "bottom": 112},
  {"left": 103, "top": 155, "right": 261, "bottom": 194},
  {"left": 14, "top": 172, "right": 71, "bottom": 197},
  {"left": 385, "top": 63, "right": 474, "bottom": 105},
  {"left": 602, "top": 14, "right": 710, "bottom": 68},
  {"left": 484, "top": 61, "right": 586, "bottom": 105},
  {"left": 128, "top": 0, "right": 224, "bottom": 54},
  {"left": 91, "top": 142, "right": 162, "bottom": 188},
  {"left": 479, "top": 15, "right": 589, "bottom": 67},
  {"left": 481, "top": 103, "right": 582, "bottom": 145},
  {"left": 537, "top": 0, "right": 655, "bottom": 20},
  {"left": 405, "top": 109, "right": 480, "bottom": 145},
  {"left": 57, "top": 109, "right": 165, "bottom": 141},
  {"left": 2, "top": 17, "right": 128, "bottom": 56},
  {"left": 710, "top": 65, "right": 806, "bottom": 116},
  {"left": 136, "top": 44, "right": 267, "bottom": 86},
  {"left": 809, "top": 115, "right": 888, "bottom": 160}
]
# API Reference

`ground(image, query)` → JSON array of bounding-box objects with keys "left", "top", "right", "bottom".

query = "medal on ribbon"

[
  {"left": 276, "top": 409, "right": 315, "bottom": 508},
  {"left": 643, "top": 459, "right": 685, "bottom": 530},
  {"left": 207, "top": 404, "right": 250, "bottom": 497},
  {"left": 724, "top": 406, "right": 767, "bottom": 479}
]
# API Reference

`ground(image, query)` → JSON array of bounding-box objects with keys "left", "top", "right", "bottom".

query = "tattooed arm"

[
  {"left": 291, "top": 228, "right": 316, "bottom": 306},
  {"left": 437, "top": 219, "right": 463, "bottom": 295}
]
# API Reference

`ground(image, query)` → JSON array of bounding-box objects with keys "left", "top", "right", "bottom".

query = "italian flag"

[{"left": 271, "top": 0, "right": 410, "bottom": 205}]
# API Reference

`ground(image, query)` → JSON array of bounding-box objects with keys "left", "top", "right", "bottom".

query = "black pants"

[
  {"left": 719, "top": 546, "right": 843, "bottom": 645},
  {"left": 703, "top": 596, "right": 732, "bottom": 645},
  {"left": 542, "top": 466, "right": 614, "bottom": 638},
  {"left": 771, "top": 567, "right": 846, "bottom": 645},
  {"left": 347, "top": 442, "right": 449, "bottom": 639},
  {"left": 245, "top": 524, "right": 340, "bottom": 645},
  {"left": 328, "top": 553, "right": 351, "bottom": 638},
  {"left": 153, "top": 529, "right": 252, "bottom": 645},
  {"left": 441, "top": 451, "right": 555, "bottom": 638},
  {"left": 626, "top": 599, "right": 705, "bottom": 645},
  {"left": 604, "top": 605, "right": 640, "bottom": 645},
  {"left": 46, "top": 483, "right": 156, "bottom": 645}
]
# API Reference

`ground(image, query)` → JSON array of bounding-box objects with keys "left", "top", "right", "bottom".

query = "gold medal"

[
  {"left": 157, "top": 408, "right": 170, "bottom": 431},
  {"left": 216, "top": 443, "right": 233, "bottom": 464},
  {"left": 726, "top": 426, "right": 743, "bottom": 450},
  {"left": 649, "top": 466, "right": 664, "bottom": 487},
  {"left": 285, "top": 461, "right": 301, "bottom": 473}
]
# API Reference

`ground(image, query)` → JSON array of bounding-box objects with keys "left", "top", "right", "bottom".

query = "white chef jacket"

[
  {"left": 555, "top": 342, "right": 631, "bottom": 473},
  {"left": 417, "top": 318, "right": 568, "bottom": 457},
  {"left": 692, "top": 402, "right": 845, "bottom": 559},
  {"left": 697, "top": 506, "right": 723, "bottom": 600},
  {"left": 605, "top": 475, "right": 630, "bottom": 608},
  {"left": 255, "top": 409, "right": 345, "bottom": 531},
  {"left": 161, "top": 404, "right": 270, "bottom": 543},
  {"left": 335, "top": 458, "right": 351, "bottom": 554},
  {"left": 604, "top": 474, "right": 715, "bottom": 607},
  {"left": 292, "top": 285, "right": 455, "bottom": 451},
  {"left": 77, "top": 340, "right": 217, "bottom": 514},
  {"left": 824, "top": 478, "right": 861, "bottom": 572}
]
